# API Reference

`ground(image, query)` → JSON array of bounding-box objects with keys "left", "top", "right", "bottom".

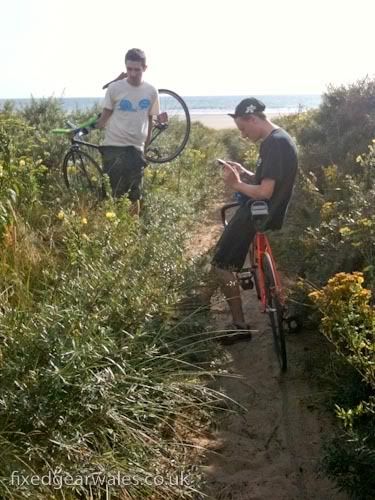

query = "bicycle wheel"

[
  {"left": 252, "top": 266, "right": 261, "bottom": 300},
  {"left": 144, "top": 89, "right": 190, "bottom": 164},
  {"left": 62, "top": 149, "right": 104, "bottom": 199},
  {"left": 262, "top": 252, "right": 287, "bottom": 372}
]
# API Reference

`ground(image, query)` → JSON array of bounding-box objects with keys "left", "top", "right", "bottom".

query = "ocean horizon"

[{"left": 0, "top": 94, "right": 321, "bottom": 116}]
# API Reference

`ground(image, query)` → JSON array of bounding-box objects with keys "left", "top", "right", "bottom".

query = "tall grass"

[{"left": 0, "top": 100, "right": 231, "bottom": 498}]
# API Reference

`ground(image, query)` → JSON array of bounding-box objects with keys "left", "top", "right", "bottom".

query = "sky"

[{"left": 2, "top": 0, "right": 375, "bottom": 98}]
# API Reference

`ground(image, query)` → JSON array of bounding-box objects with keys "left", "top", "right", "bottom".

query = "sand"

[
  {"left": 191, "top": 111, "right": 290, "bottom": 130},
  {"left": 191, "top": 114, "right": 236, "bottom": 129}
]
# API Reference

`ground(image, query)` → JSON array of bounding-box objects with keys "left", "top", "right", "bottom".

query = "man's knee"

[{"left": 212, "top": 265, "right": 237, "bottom": 288}]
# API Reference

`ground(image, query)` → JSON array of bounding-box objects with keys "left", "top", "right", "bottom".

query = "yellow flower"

[
  {"left": 19, "top": 159, "right": 26, "bottom": 167},
  {"left": 356, "top": 155, "right": 362, "bottom": 163},
  {"left": 308, "top": 290, "right": 321, "bottom": 301},
  {"left": 105, "top": 211, "right": 116, "bottom": 220},
  {"left": 81, "top": 217, "right": 88, "bottom": 225},
  {"left": 57, "top": 210, "right": 65, "bottom": 220},
  {"left": 339, "top": 227, "right": 352, "bottom": 236},
  {"left": 320, "top": 202, "right": 335, "bottom": 220},
  {"left": 358, "top": 218, "right": 372, "bottom": 227}
]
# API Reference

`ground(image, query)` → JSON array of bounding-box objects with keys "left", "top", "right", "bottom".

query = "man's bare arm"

[
  {"left": 95, "top": 108, "right": 113, "bottom": 129},
  {"left": 227, "top": 161, "right": 256, "bottom": 182},
  {"left": 222, "top": 163, "right": 275, "bottom": 199},
  {"left": 145, "top": 115, "right": 153, "bottom": 148},
  {"left": 233, "top": 178, "right": 275, "bottom": 200}
]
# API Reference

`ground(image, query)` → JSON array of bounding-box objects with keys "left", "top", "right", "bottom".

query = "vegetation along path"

[{"left": 190, "top": 200, "right": 348, "bottom": 500}]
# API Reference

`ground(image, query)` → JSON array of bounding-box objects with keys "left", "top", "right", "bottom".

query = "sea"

[{"left": 0, "top": 94, "right": 321, "bottom": 115}]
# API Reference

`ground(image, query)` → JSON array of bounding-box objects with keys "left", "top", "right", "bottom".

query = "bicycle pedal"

[
  {"left": 284, "top": 315, "right": 302, "bottom": 333},
  {"left": 238, "top": 268, "right": 254, "bottom": 290},
  {"left": 266, "top": 307, "right": 277, "bottom": 313}
]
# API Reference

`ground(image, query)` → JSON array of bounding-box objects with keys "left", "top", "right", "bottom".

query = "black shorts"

[
  {"left": 212, "top": 203, "right": 256, "bottom": 272},
  {"left": 100, "top": 145, "right": 147, "bottom": 200}
]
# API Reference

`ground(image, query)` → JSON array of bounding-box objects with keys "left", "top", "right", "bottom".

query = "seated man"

[{"left": 212, "top": 98, "right": 298, "bottom": 343}]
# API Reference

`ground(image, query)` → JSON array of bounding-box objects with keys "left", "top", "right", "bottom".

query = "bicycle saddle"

[
  {"left": 250, "top": 200, "right": 269, "bottom": 216},
  {"left": 250, "top": 201, "right": 270, "bottom": 230}
]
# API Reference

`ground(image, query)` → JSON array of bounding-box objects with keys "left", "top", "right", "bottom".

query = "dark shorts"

[
  {"left": 212, "top": 203, "right": 257, "bottom": 272},
  {"left": 100, "top": 145, "right": 147, "bottom": 200}
]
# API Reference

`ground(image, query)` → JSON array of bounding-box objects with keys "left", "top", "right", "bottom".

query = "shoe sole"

[{"left": 219, "top": 332, "right": 252, "bottom": 345}]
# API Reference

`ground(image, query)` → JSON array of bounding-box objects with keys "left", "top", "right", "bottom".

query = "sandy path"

[{"left": 191, "top": 201, "right": 347, "bottom": 500}]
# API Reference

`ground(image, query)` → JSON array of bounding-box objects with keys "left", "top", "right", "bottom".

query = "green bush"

[
  {"left": 310, "top": 273, "right": 375, "bottom": 499},
  {"left": 271, "top": 82, "right": 375, "bottom": 498},
  {"left": 290, "top": 77, "right": 375, "bottom": 178},
  {"left": 0, "top": 102, "right": 235, "bottom": 499}
]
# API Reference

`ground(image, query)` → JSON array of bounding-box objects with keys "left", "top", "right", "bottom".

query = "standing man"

[
  {"left": 95, "top": 48, "right": 160, "bottom": 215},
  {"left": 212, "top": 98, "right": 298, "bottom": 344}
]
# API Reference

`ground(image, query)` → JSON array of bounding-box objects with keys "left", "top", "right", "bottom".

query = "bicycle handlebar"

[
  {"left": 102, "top": 72, "right": 127, "bottom": 90},
  {"left": 220, "top": 202, "right": 240, "bottom": 226},
  {"left": 51, "top": 115, "right": 99, "bottom": 136}
]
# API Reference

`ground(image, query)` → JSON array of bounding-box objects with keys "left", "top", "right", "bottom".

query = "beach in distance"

[
  {"left": 190, "top": 110, "right": 303, "bottom": 129},
  {"left": 0, "top": 94, "right": 321, "bottom": 130},
  {"left": 186, "top": 94, "right": 321, "bottom": 128},
  {"left": 191, "top": 113, "right": 236, "bottom": 129}
]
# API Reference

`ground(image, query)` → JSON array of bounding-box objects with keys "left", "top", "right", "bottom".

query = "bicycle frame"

[
  {"left": 221, "top": 200, "right": 295, "bottom": 371},
  {"left": 251, "top": 232, "right": 284, "bottom": 312},
  {"left": 70, "top": 137, "right": 100, "bottom": 151},
  {"left": 53, "top": 87, "right": 190, "bottom": 166},
  {"left": 68, "top": 124, "right": 168, "bottom": 155},
  {"left": 220, "top": 201, "right": 284, "bottom": 313}
]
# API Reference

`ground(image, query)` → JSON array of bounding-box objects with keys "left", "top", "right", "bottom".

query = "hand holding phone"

[{"left": 227, "top": 161, "right": 254, "bottom": 177}]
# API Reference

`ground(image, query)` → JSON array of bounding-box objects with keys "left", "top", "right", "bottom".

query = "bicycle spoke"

[
  {"left": 63, "top": 150, "right": 104, "bottom": 200},
  {"left": 145, "top": 89, "right": 190, "bottom": 164}
]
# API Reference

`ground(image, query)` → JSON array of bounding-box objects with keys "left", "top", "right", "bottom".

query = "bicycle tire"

[
  {"left": 62, "top": 149, "right": 104, "bottom": 199},
  {"left": 144, "top": 89, "right": 190, "bottom": 164},
  {"left": 262, "top": 252, "right": 287, "bottom": 372},
  {"left": 252, "top": 266, "right": 261, "bottom": 300}
]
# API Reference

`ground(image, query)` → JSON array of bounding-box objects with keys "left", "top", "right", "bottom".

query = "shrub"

[
  {"left": 0, "top": 104, "right": 232, "bottom": 499},
  {"left": 309, "top": 273, "right": 375, "bottom": 499}
]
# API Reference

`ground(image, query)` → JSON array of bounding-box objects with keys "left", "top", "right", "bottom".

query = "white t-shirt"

[{"left": 102, "top": 80, "right": 160, "bottom": 150}]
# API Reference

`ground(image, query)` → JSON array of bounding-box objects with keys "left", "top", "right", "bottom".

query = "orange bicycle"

[{"left": 221, "top": 200, "right": 298, "bottom": 372}]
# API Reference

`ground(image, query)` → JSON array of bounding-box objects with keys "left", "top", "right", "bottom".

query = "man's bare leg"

[
  {"left": 215, "top": 267, "right": 247, "bottom": 327},
  {"left": 129, "top": 200, "right": 140, "bottom": 216}
]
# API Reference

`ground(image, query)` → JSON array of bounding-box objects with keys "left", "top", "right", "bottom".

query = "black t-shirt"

[{"left": 254, "top": 128, "right": 298, "bottom": 229}]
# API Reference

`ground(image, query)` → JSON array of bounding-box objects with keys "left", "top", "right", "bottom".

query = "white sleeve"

[{"left": 103, "top": 86, "right": 114, "bottom": 110}]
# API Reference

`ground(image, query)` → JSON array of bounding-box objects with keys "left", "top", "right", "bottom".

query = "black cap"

[{"left": 228, "top": 97, "right": 266, "bottom": 118}]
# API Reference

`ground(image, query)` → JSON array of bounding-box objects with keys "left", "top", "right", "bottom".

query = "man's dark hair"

[
  {"left": 253, "top": 111, "right": 267, "bottom": 120},
  {"left": 125, "top": 48, "right": 146, "bottom": 66},
  {"left": 241, "top": 111, "right": 267, "bottom": 121}
]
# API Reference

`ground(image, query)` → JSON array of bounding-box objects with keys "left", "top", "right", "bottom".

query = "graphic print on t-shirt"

[
  {"left": 118, "top": 98, "right": 151, "bottom": 112},
  {"left": 102, "top": 79, "right": 160, "bottom": 148},
  {"left": 139, "top": 99, "right": 151, "bottom": 109}
]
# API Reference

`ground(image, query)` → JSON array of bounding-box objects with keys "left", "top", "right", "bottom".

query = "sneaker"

[{"left": 219, "top": 324, "right": 252, "bottom": 345}]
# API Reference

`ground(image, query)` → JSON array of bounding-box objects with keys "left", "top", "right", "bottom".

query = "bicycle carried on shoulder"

[
  {"left": 221, "top": 200, "right": 298, "bottom": 372},
  {"left": 51, "top": 89, "right": 190, "bottom": 196}
]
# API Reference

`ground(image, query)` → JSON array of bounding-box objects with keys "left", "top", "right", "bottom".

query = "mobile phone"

[{"left": 217, "top": 158, "right": 227, "bottom": 166}]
